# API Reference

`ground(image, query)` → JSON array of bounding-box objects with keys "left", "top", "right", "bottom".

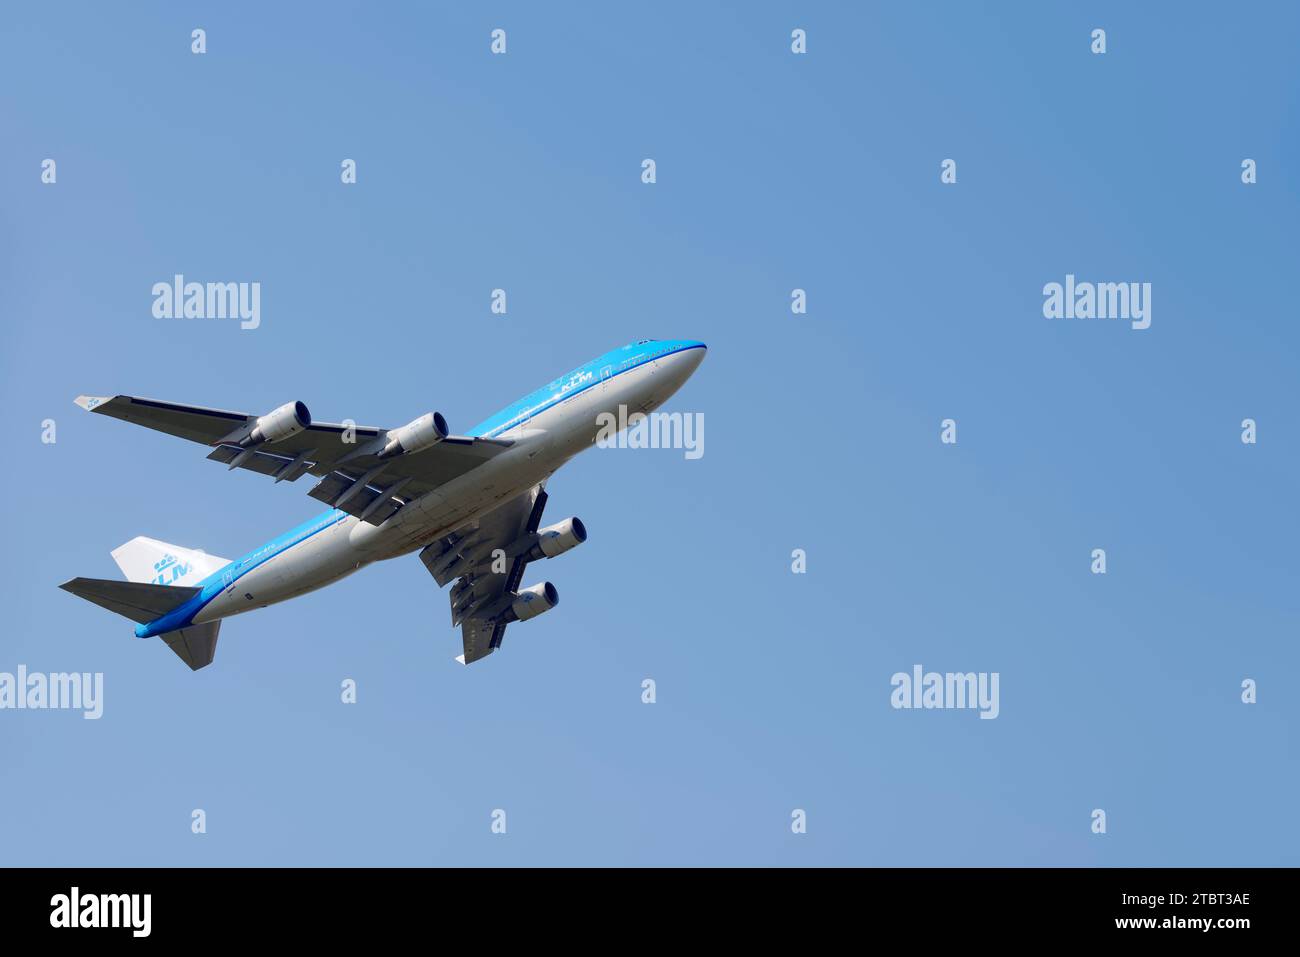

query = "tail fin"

[
  {"left": 110, "top": 536, "right": 229, "bottom": 587},
  {"left": 58, "top": 578, "right": 221, "bottom": 671}
]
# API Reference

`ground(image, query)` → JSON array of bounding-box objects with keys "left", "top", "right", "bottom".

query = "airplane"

[{"left": 59, "top": 339, "right": 707, "bottom": 670}]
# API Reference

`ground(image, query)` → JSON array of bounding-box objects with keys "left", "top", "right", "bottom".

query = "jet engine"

[
  {"left": 523, "top": 518, "right": 588, "bottom": 561},
  {"left": 503, "top": 582, "right": 559, "bottom": 622},
  {"left": 243, "top": 401, "right": 311, "bottom": 446},
  {"left": 380, "top": 412, "right": 449, "bottom": 458}
]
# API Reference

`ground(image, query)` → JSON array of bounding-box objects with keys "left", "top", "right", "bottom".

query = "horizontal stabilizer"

[
  {"left": 59, "top": 577, "right": 198, "bottom": 625},
  {"left": 159, "top": 621, "right": 221, "bottom": 670}
]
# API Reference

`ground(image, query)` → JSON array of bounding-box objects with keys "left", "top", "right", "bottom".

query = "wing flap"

[{"left": 207, "top": 444, "right": 308, "bottom": 480}]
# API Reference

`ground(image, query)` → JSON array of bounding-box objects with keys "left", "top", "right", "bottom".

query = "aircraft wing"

[
  {"left": 75, "top": 394, "right": 512, "bottom": 525},
  {"left": 75, "top": 394, "right": 379, "bottom": 454},
  {"left": 294, "top": 437, "right": 510, "bottom": 526},
  {"left": 419, "top": 485, "right": 550, "bottom": 664}
]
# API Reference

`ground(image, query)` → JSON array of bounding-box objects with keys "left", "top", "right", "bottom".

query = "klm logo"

[
  {"left": 151, "top": 553, "right": 192, "bottom": 585},
  {"left": 558, "top": 371, "right": 593, "bottom": 395}
]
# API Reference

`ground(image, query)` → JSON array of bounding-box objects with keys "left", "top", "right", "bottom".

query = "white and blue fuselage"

[{"left": 135, "top": 340, "right": 707, "bottom": 639}]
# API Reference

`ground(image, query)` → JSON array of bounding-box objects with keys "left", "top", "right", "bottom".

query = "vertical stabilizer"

[{"left": 110, "top": 536, "right": 229, "bottom": 587}]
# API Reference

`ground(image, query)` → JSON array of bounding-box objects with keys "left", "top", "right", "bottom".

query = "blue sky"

[{"left": 1, "top": 2, "right": 1296, "bottom": 865}]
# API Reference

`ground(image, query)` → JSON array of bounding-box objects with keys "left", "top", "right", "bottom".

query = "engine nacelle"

[
  {"left": 244, "top": 401, "right": 311, "bottom": 446},
  {"left": 526, "top": 517, "right": 588, "bottom": 561},
  {"left": 505, "top": 582, "right": 559, "bottom": 623},
  {"left": 380, "top": 412, "right": 449, "bottom": 458}
]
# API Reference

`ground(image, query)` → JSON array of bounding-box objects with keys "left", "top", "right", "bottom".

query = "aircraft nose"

[
  {"left": 646, "top": 341, "right": 707, "bottom": 401},
  {"left": 676, "top": 341, "right": 707, "bottom": 375}
]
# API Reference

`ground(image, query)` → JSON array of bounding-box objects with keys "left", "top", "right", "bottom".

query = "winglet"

[
  {"left": 454, "top": 654, "right": 466, "bottom": 665},
  {"left": 74, "top": 395, "right": 111, "bottom": 412}
]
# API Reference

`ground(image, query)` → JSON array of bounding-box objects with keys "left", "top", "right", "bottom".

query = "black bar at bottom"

[{"left": 0, "top": 867, "right": 1280, "bottom": 942}]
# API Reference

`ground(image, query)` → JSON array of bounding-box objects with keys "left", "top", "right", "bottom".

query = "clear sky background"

[{"left": 1, "top": 2, "right": 1296, "bottom": 866}]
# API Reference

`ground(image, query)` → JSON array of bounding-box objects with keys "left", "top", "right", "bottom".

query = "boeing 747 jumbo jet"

[{"left": 60, "top": 339, "right": 706, "bottom": 669}]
